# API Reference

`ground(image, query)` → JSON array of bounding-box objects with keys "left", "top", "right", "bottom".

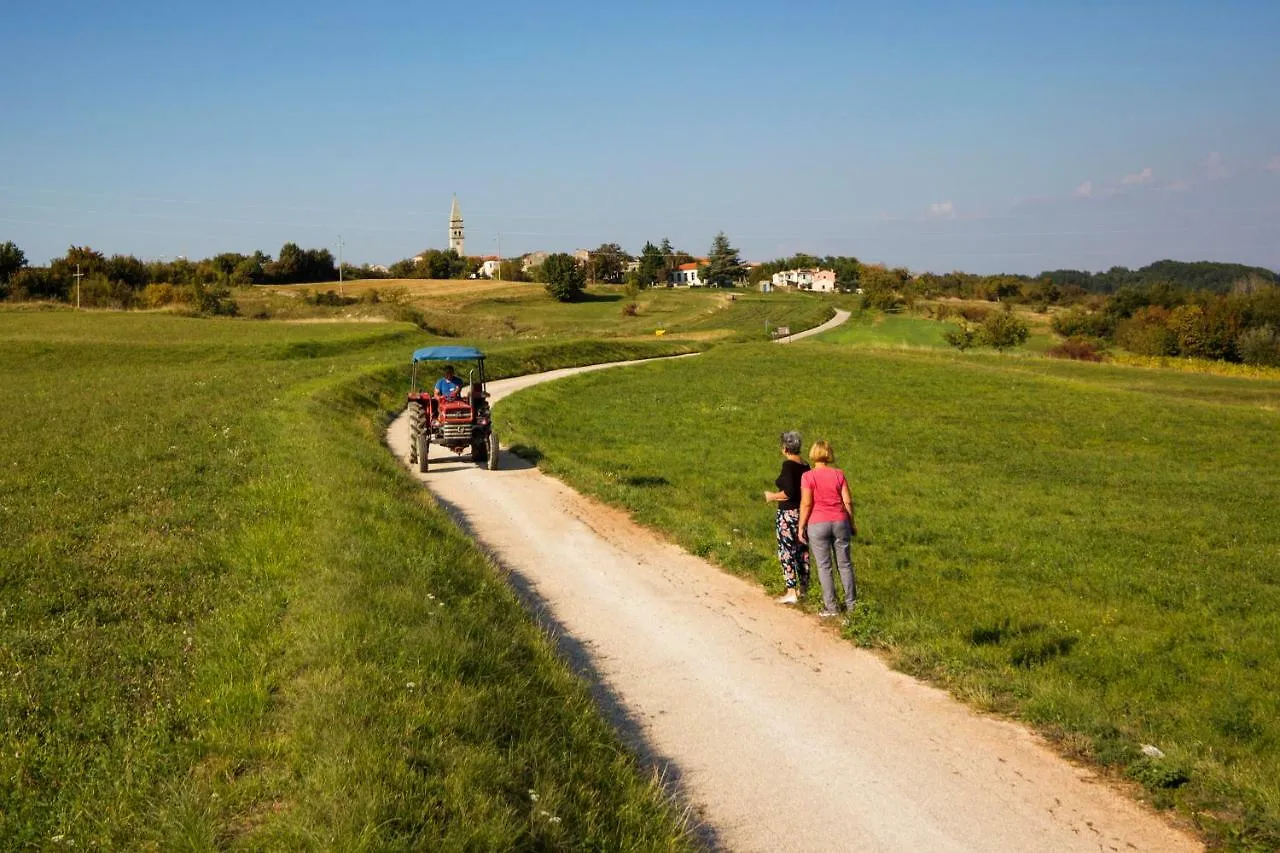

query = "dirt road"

[{"left": 387, "top": 356, "right": 1198, "bottom": 852}]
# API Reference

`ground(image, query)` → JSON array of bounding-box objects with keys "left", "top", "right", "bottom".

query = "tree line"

[
  {"left": 1049, "top": 277, "right": 1280, "bottom": 366},
  {"left": 0, "top": 241, "right": 341, "bottom": 312}
]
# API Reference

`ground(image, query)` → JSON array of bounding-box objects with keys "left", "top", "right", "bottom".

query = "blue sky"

[{"left": 3, "top": 0, "right": 1278, "bottom": 274}]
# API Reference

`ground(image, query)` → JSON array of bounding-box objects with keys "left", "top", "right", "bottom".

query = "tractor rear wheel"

[
  {"left": 486, "top": 430, "right": 499, "bottom": 470},
  {"left": 417, "top": 432, "right": 430, "bottom": 473}
]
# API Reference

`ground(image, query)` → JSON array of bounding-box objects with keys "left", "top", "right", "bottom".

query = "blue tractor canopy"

[{"left": 411, "top": 345, "right": 486, "bottom": 362}]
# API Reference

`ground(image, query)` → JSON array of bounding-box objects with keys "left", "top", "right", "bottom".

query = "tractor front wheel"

[
  {"left": 408, "top": 402, "right": 426, "bottom": 463},
  {"left": 417, "top": 432, "right": 430, "bottom": 473},
  {"left": 486, "top": 430, "right": 499, "bottom": 471}
]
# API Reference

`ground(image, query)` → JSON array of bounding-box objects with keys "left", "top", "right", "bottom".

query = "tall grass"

[
  {"left": 0, "top": 313, "right": 692, "bottom": 849},
  {"left": 498, "top": 343, "right": 1280, "bottom": 849}
]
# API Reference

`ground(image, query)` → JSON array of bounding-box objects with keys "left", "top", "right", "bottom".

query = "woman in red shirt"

[{"left": 798, "top": 440, "right": 857, "bottom": 617}]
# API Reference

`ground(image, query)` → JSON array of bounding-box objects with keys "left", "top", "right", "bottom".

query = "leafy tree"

[
  {"left": 498, "top": 258, "right": 528, "bottom": 282},
  {"left": 631, "top": 241, "right": 665, "bottom": 288},
  {"left": 409, "top": 249, "right": 467, "bottom": 280},
  {"left": 656, "top": 237, "right": 694, "bottom": 285},
  {"left": 0, "top": 241, "right": 27, "bottom": 286},
  {"left": 8, "top": 267, "right": 63, "bottom": 301},
  {"left": 267, "top": 243, "right": 336, "bottom": 284},
  {"left": 538, "top": 253, "right": 586, "bottom": 302},
  {"left": 823, "top": 256, "right": 861, "bottom": 291},
  {"left": 702, "top": 232, "right": 746, "bottom": 287},
  {"left": 1237, "top": 326, "right": 1280, "bottom": 366},
  {"left": 269, "top": 242, "right": 305, "bottom": 282},
  {"left": 859, "top": 264, "right": 909, "bottom": 310},
  {"left": 50, "top": 246, "right": 106, "bottom": 283},
  {"left": 943, "top": 323, "right": 978, "bottom": 351},
  {"left": 977, "top": 310, "right": 1030, "bottom": 350},
  {"left": 589, "top": 243, "right": 628, "bottom": 284},
  {"left": 106, "top": 254, "right": 148, "bottom": 291},
  {"left": 389, "top": 258, "right": 418, "bottom": 278}
]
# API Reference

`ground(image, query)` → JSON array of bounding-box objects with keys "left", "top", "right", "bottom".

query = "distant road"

[{"left": 776, "top": 307, "right": 851, "bottom": 342}]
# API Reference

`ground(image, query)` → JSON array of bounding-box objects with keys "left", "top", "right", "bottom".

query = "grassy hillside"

[
  {"left": 497, "top": 343, "right": 1280, "bottom": 848},
  {"left": 250, "top": 280, "right": 834, "bottom": 342},
  {"left": 0, "top": 313, "right": 695, "bottom": 849}
]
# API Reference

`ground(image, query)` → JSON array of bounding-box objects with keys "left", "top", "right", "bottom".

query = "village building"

[
  {"left": 670, "top": 262, "right": 704, "bottom": 287},
  {"left": 811, "top": 269, "right": 837, "bottom": 293},
  {"left": 771, "top": 267, "right": 839, "bottom": 293},
  {"left": 521, "top": 251, "right": 550, "bottom": 274}
]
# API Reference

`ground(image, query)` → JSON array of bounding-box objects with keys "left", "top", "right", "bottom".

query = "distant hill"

[{"left": 1039, "top": 260, "right": 1278, "bottom": 294}]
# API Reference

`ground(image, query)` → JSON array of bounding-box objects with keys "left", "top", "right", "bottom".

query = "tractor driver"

[{"left": 434, "top": 364, "right": 465, "bottom": 398}]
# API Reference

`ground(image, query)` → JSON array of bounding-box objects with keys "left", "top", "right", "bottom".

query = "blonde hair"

[{"left": 808, "top": 440, "right": 834, "bottom": 465}]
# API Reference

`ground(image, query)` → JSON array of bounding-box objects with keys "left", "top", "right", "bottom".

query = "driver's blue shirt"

[{"left": 434, "top": 376, "right": 464, "bottom": 396}]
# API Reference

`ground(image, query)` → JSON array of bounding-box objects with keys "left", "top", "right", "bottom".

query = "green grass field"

[
  {"left": 254, "top": 279, "right": 834, "bottom": 343},
  {"left": 497, "top": 343, "right": 1280, "bottom": 848},
  {"left": 0, "top": 312, "right": 706, "bottom": 849},
  {"left": 816, "top": 311, "right": 953, "bottom": 348},
  {"left": 817, "top": 306, "right": 1058, "bottom": 353}
]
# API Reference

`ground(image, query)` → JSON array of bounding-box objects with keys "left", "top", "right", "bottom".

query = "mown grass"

[
  {"left": 497, "top": 343, "right": 1280, "bottom": 849},
  {"left": 0, "top": 312, "right": 694, "bottom": 849},
  {"left": 818, "top": 306, "right": 1058, "bottom": 353},
  {"left": 816, "top": 310, "right": 952, "bottom": 348}
]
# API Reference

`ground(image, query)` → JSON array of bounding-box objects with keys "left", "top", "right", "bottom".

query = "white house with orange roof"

[
  {"left": 477, "top": 256, "right": 502, "bottom": 278},
  {"left": 669, "top": 262, "right": 704, "bottom": 286}
]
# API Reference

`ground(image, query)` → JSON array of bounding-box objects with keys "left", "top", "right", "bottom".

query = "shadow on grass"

[
  {"left": 429, "top": 490, "right": 722, "bottom": 850},
  {"left": 621, "top": 475, "right": 670, "bottom": 488},
  {"left": 574, "top": 292, "right": 624, "bottom": 304},
  {"left": 507, "top": 444, "right": 544, "bottom": 465}
]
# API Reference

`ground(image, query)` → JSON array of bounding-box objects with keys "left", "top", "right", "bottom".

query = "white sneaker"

[
  {"left": 776, "top": 590, "right": 799, "bottom": 605},
  {"left": 817, "top": 609, "right": 841, "bottom": 618}
]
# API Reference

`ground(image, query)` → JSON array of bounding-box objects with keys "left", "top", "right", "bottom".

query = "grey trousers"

[{"left": 808, "top": 520, "right": 856, "bottom": 611}]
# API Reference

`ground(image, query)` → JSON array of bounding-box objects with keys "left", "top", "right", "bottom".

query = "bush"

[
  {"left": 1052, "top": 308, "right": 1114, "bottom": 339},
  {"left": 1168, "top": 303, "right": 1239, "bottom": 361},
  {"left": 621, "top": 282, "right": 639, "bottom": 317},
  {"left": 943, "top": 324, "right": 978, "bottom": 351},
  {"left": 191, "top": 283, "right": 239, "bottom": 316},
  {"left": 1047, "top": 336, "right": 1103, "bottom": 361},
  {"left": 538, "top": 253, "right": 586, "bottom": 303},
  {"left": 141, "top": 283, "right": 181, "bottom": 308},
  {"left": 1238, "top": 326, "right": 1280, "bottom": 366},
  {"left": 959, "top": 304, "right": 992, "bottom": 322},
  {"left": 977, "top": 310, "right": 1030, "bottom": 351},
  {"left": 860, "top": 287, "right": 903, "bottom": 311},
  {"left": 306, "top": 289, "right": 358, "bottom": 307},
  {"left": 1115, "top": 306, "right": 1177, "bottom": 356}
]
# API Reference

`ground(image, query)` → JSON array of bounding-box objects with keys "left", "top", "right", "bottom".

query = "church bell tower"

[{"left": 449, "top": 195, "right": 464, "bottom": 256}]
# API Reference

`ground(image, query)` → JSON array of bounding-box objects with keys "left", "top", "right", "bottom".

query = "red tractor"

[{"left": 407, "top": 346, "right": 498, "bottom": 472}]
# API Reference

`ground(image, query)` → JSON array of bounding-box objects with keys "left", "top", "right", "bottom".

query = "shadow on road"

[{"left": 429, "top": 488, "right": 723, "bottom": 850}]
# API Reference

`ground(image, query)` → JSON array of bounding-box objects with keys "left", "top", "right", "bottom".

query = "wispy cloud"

[
  {"left": 1205, "top": 151, "right": 1228, "bottom": 180},
  {"left": 928, "top": 200, "right": 954, "bottom": 217},
  {"left": 1121, "top": 167, "right": 1154, "bottom": 185},
  {"left": 1073, "top": 180, "right": 1094, "bottom": 198},
  {"left": 1265, "top": 155, "right": 1280, "bottom": 174}
]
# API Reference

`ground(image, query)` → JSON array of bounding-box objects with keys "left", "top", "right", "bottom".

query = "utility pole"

[
  {"left": 337, "top": 235, "right": 344, "bottom": 296},
  {"left": 497, "top": 233, "right": 502, "bottom": 281},
  {"left": 74, "top": 263, "right": 83, "bottom": 309}
]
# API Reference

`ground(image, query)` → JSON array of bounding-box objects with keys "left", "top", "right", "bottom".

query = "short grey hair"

[{"left": 780, "top": 431, "right": 802, "bottom": 455}]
